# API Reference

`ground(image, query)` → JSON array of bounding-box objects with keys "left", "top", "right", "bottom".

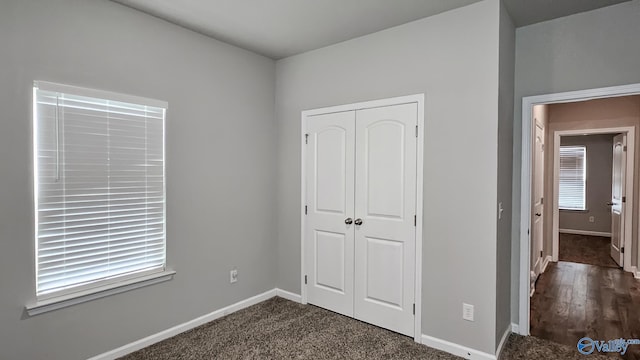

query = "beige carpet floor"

[{"left": 120, "top": 297, "right": 612, "bottom": 360}]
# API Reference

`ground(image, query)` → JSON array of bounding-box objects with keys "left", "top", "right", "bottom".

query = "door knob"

[
  {"left": 345, "top": 218, "right": 353, "bottom": 225},
  {"left": 535, "top": 213, "right": 541, "bottom": 217},
  {"left": 354, "top": 218, "right": 363, "bottom": 225}
]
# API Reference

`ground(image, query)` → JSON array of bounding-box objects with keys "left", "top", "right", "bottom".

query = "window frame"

[
  {"left": 558, "top": 145, "right": 587, "bottom": 211},
  {"left": 28, "top": 81, "right": 173, "bottom": 315}
]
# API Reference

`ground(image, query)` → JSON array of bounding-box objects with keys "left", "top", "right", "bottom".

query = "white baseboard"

[
  {"left": 632, "top": 266, "right": 640, "bottom": 279},
  {"left": 495, "top": 325, "right": 511, "bottom": 359},
  {"left": 90, "top": 286, "right": 510, "bottom": 360},
  {"left": 88, "top": 289, "right": 277, "bottom": 360},
  {"left": 421, "top": 334, "right": 497, "bottom": 360},
  {"left": 559, "top": 228, "right": 611, "bottom": 237},
  {"left": 541, "top": 256, "right": 552, "bottom": 273},
  {"left": 275, "top": 288, "right": 302, "bottom": 303},
  {"left": 511, "top": 323, "right": 520, "bottom": 334}
]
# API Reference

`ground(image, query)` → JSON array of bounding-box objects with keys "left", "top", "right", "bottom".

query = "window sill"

[
  {"left": 559, "top": 208, "right": 589, "bottom": 213},
  {"left": 25, "top": 270, "right": 175, "bottom": 316}
]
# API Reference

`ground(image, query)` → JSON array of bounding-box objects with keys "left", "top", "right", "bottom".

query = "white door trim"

[
  {"left": 300, "top": 94, "right": 425, "bottom": 343},
  {"left": 519, "top": 83, "right": 640, "bottom": 336},
  {"left": 551, "top": 126, "right": 634, "bottom": 269}
]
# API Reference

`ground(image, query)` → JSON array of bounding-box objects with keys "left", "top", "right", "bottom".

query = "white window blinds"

[
  {"left": 34, "top": 81, "right": 167, "bottom": 298},
  {"left": 559, "top": 145, "right": 586, "bottom": 210}
]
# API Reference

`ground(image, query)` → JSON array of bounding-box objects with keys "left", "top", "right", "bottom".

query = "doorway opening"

[
  {"left": 555, "top": 132, "right": 625, "bottom": 270},
  {"left": 519, "top": 84, "right": 640, "bottom": 349},
  {"left": 552, "top": 129, "right": 634, "bottom": 270}
]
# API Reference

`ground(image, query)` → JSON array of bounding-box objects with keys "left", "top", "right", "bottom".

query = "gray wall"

[
  {"left": 495, "top": 0, "right": 515, "bottom": 349},
  {"left": 0, "top": 1, "right": 277, "bottom": 359},
  {"left": 511, "top": 0, "right": 640, "bottom": 324},
  {"left": 558, "top": 134, "right": 614, "bottom": 233},
  {"left": 276, "top": 0, "right": 501, "bottom": 353}
]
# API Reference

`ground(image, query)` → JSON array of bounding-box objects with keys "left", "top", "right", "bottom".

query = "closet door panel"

[
  {"left": 305, "top": 110, "right": 356, "bottom": 317},
  {"left": 353, "top": 103, "right": 417, "bottom": 337}
]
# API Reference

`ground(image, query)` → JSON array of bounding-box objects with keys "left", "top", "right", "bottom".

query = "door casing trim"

[
  {"left": 300, "top": 94, "right": 425, "bottom": 343},
  {"left": 551, "top": 126, "right": 634, "bottom": 269},
  {"left": 519, "top": 83, "right": 640, "bottom": 336}
]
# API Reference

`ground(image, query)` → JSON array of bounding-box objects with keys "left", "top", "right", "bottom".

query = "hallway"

[{"left": 530, "top": 261, "right": 640, "bottom": 359}]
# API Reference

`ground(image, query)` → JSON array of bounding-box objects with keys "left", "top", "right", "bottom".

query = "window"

[
  {"left": 559, "top": 145, "right": 586, "bottom": 210},
  {"left": 33, "top": 81, "right": 167, "bottom": 300}
]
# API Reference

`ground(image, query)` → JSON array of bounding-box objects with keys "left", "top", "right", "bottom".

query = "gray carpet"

[{"left": 120, "top": 297, "right": 611, "bottom": 359}]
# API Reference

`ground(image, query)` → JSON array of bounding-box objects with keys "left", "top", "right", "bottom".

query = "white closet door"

[
  {"left": 353, "top": 103, "right": 417, "bottom": 337},
  {"left": 305, "top": 111, "right": 356, "bottom": 317}
]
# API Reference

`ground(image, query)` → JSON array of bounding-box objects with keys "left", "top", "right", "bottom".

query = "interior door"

[
  {"left": 353, "top": 103, "right": 417, "bottom": 337},
  {"left": 531, "top": 119, "right": 545, "bottom": 285},
  {"left": 305, "top": 111, "right": 356, "bottom": 317},
  {"left": 610, "top": 133, "right": 626, "bottom": 267}
]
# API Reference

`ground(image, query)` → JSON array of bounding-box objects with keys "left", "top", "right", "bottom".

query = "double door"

[{"left": 304, "top": 102, "right": 417, "bottom": 337}]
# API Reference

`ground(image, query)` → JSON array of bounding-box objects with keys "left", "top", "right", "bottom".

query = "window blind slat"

[
  {"left": 39, "top": 237, "right": 165, "bottom": 259},
  {"left": 34, "top": 85, "right": 166, "bottom": 298},
  {"left": 39, "top": 245, "right": 166, "bottom": 273},
  {"left": 39, "top": 233, "right": 165, "bottom": 252},
  {"left": 39, "top": 217, "right": 162, "bottom": 233},
  {"left": 38, "top": 211, "right": 164, "bottom": 225}
]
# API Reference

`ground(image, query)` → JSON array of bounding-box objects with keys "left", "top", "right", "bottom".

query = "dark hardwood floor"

[
  {"left": 531, "top": 261, "right": 640, "bottom": 359},
  {"left": 559, "top": 233, "right": 619, "bottom": 268}
]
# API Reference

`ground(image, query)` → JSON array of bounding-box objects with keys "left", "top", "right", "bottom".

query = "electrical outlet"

[
  {"left": 589, "top": 216, "right": 595, "bottom": 223},
  {"left": 463, "top": 303, "right": 474, "bottom": 322},
  {"left": 230, "top": 268, "right": 238, "bottom": 284}
]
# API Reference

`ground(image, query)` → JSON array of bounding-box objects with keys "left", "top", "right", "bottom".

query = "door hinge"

[
  {"left": 413, "top": 303, "right": 415, "bottom": 315},
  {"left": 540, "top": 250, "right": 543, "bottom": 257},
  {"left": 305, "top": 205, "right": 308, "bottom": 215},
  {"left": 623, "top": 196, "right": 626, "bottom": 203},
  {"left": 541, "top": 197, "right": 543, "bottom": 205},
  {"left": 621, "top": 247, "right": 625, "bottom": 254},
  {"left": 527, "top": 229, "right": 530, "bottom": 235},
  {"left": 305, "top": 133, "right": 309, "bottom": 144},
  {"left": 624, "top": 145, "right": 627, "bottom": 152},
  {"left": 305, "top": 275, "right": 308, "bottom": 284},
  {"left": 415, "top": 125, "right": 418, "bottom": 138},
  {"left": 414, "top": 215, "right": 416, "bottom": 226}
]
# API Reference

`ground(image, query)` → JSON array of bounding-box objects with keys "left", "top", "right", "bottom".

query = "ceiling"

[
  {"left": 503, "top": 0, "right": 629, "bottom": 27},
  {"left": 113, "top": 0, "right": 630, "bottom": 59}
]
